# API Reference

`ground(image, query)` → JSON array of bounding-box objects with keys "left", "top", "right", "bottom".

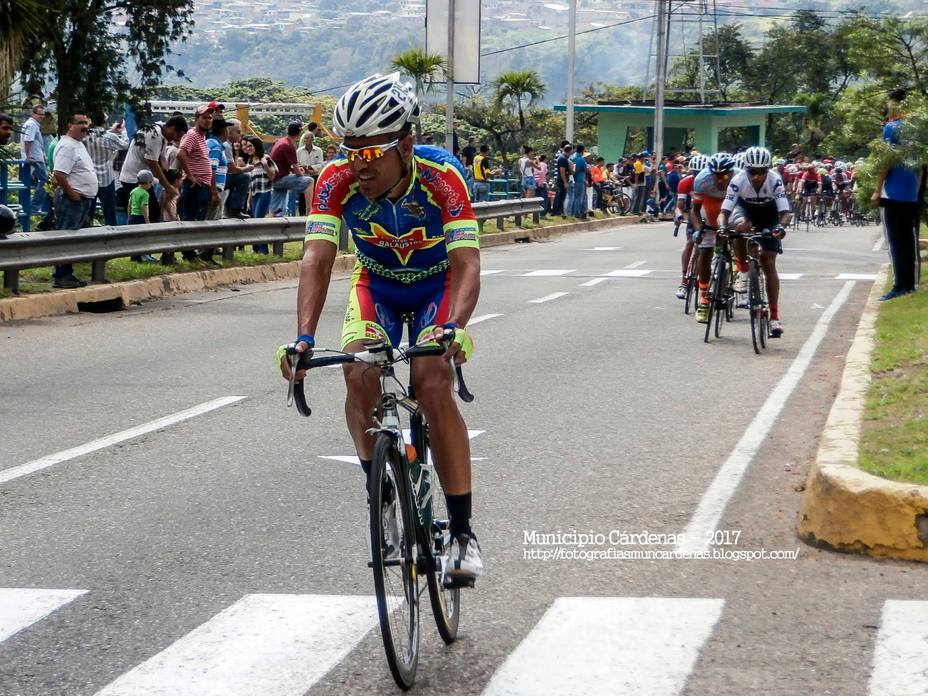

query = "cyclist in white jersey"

[{"left": 719, "top": 146, "right": 792, "bottom": 337}]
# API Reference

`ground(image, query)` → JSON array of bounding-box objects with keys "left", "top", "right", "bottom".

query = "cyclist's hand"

[
  {"left": 277, "top": 336, "right": 313, "bottom": 381},
  {"left": 773, "top": 225, "right": 786, "bottom": 239},
  {"left": 426, "top": 324, "right": 474, "bottom": 365}
]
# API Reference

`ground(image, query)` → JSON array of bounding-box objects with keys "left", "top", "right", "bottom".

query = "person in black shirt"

[{"left": 553, "top": 143, "right": 573, "bottom": 217}]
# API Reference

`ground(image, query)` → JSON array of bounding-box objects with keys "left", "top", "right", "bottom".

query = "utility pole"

[
  {"left": 445, "top": 0, "right": 455, "bottom": 152},
  {"left": 566, "top": 0, "right": 577, "bottom": 143},
  {"left": 653, "top": 0, "right": 668, "bottom": 165}
]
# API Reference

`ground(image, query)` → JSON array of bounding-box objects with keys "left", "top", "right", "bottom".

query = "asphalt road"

[{"left": 1, "top": 218, "right": 925, "bottom": 696}]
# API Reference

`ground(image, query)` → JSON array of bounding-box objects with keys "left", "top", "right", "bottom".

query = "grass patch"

[{"left": 859, "top": 260, "right": 928, "bottom": 484}]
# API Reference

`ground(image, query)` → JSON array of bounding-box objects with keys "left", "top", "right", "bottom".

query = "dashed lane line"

[{"left": 528, "top": 292, "right": 569, "bottom": 304}]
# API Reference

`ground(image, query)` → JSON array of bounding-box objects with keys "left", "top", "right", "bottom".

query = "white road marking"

[
  {"left": 837, "top": 273, "right": 877, "bottom": 281},
  {"left": 581, "top": 278, "right": 609, "bottom": 287},
  {"left": 522, "top": 269, "right": 574, "bottom": 277},
  {"left": 582, "top": 246, "right": 623, "bottom": 251},
  {"left": 0, "top": 397, "right": 246, "bottom": 486},
  {"left": 869, "top": 600, "right": 928, "bottom": 696},
  {"left": 469, "top": 313, "right": 504, "bottom": 325},
  {"left": 529, "top": 292, "right": 568, "bottom": 304},
  {"left": 779, "top": 273, "right": 803, "bottom": 280},
  {"left": 624, "top": 260, "right": 648, "bottom": 269},
  {"left": 871, "top": 236, "right": 884, "bottom": 252},
  {"left": 604, "top": 269, "right": 652, "bottom": 277},
  {"left": 93, "top": 594, "right": 379, "bottom": 696},
  {"left": 320, "top": 430, "right": 486, "bottom": 466},
  {"left": 482, "top": 597, "right": 724, "bottom": 696},
  {"left": 677, "top": 281, "right": 855, "bottom": 556},
  {"left": 0, "top": 589, "right": 87, "bottom": 643},
  {"left": 481, "top": 270, "right": 505, "bottom": 276}
]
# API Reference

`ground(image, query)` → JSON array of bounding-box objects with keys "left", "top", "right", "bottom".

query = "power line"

[{"left": 480, "top": 13, "right": 658, "bottom": 57}]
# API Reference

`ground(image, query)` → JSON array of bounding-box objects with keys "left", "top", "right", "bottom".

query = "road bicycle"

[
  {"left": 742, "top": 229, "right": 778, "bottom": 354},
  {"left": 602, "top": 182, "right": 631, "bottom": 215},
  {"left": 285, "top": 319, "right": 474, "bottom": 690},
  {"left": 703, "top": 227, "right": 737, "bottom": 343}
]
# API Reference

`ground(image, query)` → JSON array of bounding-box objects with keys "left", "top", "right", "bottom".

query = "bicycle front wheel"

[
  {"left": 704, "top": 253, "right": 723, "bottom": 343},
  {"left": 748, "top": 264, "right": 762, "bottom": 354},
  {"left": 370, "top": 433, "right": 419, "bottom": 690},
  {"left": 413, "top": 419, "right": 461, "bottom": 645},
  {"left": 714, "top": 257, "right": 728, "bottom": 339}
]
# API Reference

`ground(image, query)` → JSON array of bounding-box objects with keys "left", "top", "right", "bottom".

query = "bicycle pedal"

[{"left": 442, "top": 575, "right": 476, "bottom": 589}]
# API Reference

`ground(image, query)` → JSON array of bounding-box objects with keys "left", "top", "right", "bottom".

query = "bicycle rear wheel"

[
  {"left": 714, "top": 257, "right": 728, "bottom": 339},
  {"left": 370, "top": 433, "right": 419, "bottom": 690},
  {"left": 412, "top": 417, "right": 461, "bottom": 645},
  {"left": 757, "top": 269, "right": 769, "bottom": 350},
  {"left": 683, "top": 246, "right": 699, "bottom": 315}
]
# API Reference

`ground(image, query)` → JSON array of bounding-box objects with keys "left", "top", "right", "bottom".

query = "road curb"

[
  {"left": 0, "top": 215, "right": 640, "bottom": 322},
  {"left": 797, "top": 263, "right": 928, "bottom": 562}
]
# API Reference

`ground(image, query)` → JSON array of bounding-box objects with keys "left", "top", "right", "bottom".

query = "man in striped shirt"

[
  {"left": 84, "top": 115, "right": 129, "bottom": 226},
  {"left": 175, "top": 104, "right": 216, "bottom": 263}
]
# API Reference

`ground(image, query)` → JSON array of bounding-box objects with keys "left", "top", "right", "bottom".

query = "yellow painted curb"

[
  {"left": 797, "top": 264, "right": 928, "bottom": 561},
  {"left": 0, "top": 215, "right": 639, "bottom": 323}
]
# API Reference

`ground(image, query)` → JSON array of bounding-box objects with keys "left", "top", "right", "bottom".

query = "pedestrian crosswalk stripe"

[
  {"left": 779, "top": 273, "right": 803, "bottom": 280},
  {"left": 581, "top": 278, "right": 609, "bottom": 287},
  {"left": 868, "top": 600, "right": 928, "bottom": 696},
  {"left": 481, "top": 597, "right": 724, "bottom": 695},
  {"left": 529, "top": 292, "right": 568, "bottom": 304},
  {"left": 0, "top": 588, "right": 87, "bottom": 643},
  {"left": 522, "top": 269, "right": 575, "bottom": 276},
  {"left": 93, "top": 594, "right": 378, "bottom": 696}
]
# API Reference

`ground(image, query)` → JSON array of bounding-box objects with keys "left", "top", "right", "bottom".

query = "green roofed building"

[{"left": 553, "top": 102, "right": 807, "bottom": 156}]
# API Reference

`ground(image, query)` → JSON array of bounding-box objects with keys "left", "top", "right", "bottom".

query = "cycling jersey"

[
  {"left": 304, "top": 145, "right": 480, "bottom": 350},
  {"left": 305, "top": 145, "right": 480, "bottom": 284},
  {"left": 821, "top": 173, "right": 834, "bottom": 194},
  {"left": 832, "top": 170, "right": 850, "bottom": 190},
  {"left": 722, "top": 170, "right": 790, "bottom": 216},
  {"left": 691, "top": 168, "right": 730, "bottom": 225},
  {"left": 676, "top": 173, "right": 695, "bottom": 208}
]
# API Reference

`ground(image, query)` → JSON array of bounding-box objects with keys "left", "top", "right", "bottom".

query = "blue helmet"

[{"left": 708, "top": 152, "right": 735, "bottom": 173}]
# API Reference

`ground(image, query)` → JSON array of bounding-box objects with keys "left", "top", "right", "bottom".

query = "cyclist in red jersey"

[{"left": 674, "top": 154, "right": 707, "bottom": 299}]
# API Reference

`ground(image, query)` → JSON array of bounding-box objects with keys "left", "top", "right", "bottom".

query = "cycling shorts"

[
  {"left": 729, "top": 205, "right": 783, "bottom": 254},
  {"left": 802, "top": 180, "right": 818, "bottom": 196},
  {"left": 342, "top": 262, "right": 451, "bottom": 350}
]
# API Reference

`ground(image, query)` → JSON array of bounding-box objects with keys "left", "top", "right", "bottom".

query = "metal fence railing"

[{"left": 0, "top": 197, "right": 543, "bottom": 294}]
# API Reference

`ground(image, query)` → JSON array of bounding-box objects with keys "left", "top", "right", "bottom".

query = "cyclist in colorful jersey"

[
  {"left": 690, "top": 152, "right": 740, "bottom": 324},
  {"left": 279, "top": 72, "right": 484, "bottom": 585},
  {"left": 799, "top": 162, "right": 822, "bottom": 218},
  {"left": 820, "top": 163, "right": 835, "bottom": 221},
  {"left": 832, "top": 162, "right": 853, "bottom": 217},
  {"left": 674, "top": 154, "right": 708, "bottom": 299},
  {"left": 719, "top": 146, "right": 791, "bottom": 337}
]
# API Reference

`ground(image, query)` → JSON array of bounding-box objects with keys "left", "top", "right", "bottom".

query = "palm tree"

[
  {"left": 0, "top": 0, "right": 41, "bottom": 99},
  {"left": 492, "top": 69, "right": 547, "bottom": 132},
  {"left": 390, "top": 48, "right": 446, "bottom": 141}
]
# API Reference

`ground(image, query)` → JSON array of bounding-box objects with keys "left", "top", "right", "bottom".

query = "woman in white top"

[{"left": 519, "top": 145, "right": 537, "bottom": 198}]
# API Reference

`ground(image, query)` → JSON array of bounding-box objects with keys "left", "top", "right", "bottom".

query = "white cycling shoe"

[
  {"left": 442, "top": 533, "right": 484, "bottom": 587},
  {"left": 769, "top": 319, "right": 784, "bottom": 338},
  {"left": 734, "top": 271, "right": 749, "bottom": 294}
]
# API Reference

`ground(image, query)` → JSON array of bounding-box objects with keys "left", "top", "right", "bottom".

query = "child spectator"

[
  {"left": 160, "top": 169, "right": 182, "bottom": 223},
  {"left": 128, "top": 170, "right": 157, "bottom": 263}
]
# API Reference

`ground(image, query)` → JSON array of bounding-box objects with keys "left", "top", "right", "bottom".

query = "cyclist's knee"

[{"left": 412, "top": 362, "right": 454, "bottom": 410}]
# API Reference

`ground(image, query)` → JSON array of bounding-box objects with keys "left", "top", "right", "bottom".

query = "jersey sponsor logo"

[
  {"left": 420, "top": 301, "right": 438, "bottom": 329},
  {"left": 356, "top": 222, "right": 445, "bottom": 265},
  {"left": 306, "top": 220, "right": 338, "bottom": 237},
  {"left": 447, "top": 227, "right": 477, "bottom": 244},
  {"left": 419, "top": 167, "right": 465, "bottom": 217},
  {"left": 315, "top": 167, "right": 353, "bottom": 211},
  {"left": 730, "top": 183, "right": 740, "bottom": 192},
  {"left": 401, "top": 199, "right": 426, "bottom": 220}
]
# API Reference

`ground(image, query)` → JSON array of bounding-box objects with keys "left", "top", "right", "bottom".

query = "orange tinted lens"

[{"left": 345, "top": 146, "right": 384, "bottom": 162}]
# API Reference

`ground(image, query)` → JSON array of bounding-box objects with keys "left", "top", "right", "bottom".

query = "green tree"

[
  {"left": 18, "top": 0, "right": 194, "bottom": 130},
  {"left": 847, "top": 17, "right": 928, "bottom": 96},
  {"left": 390, "top": 48, "right": 447, "bottom": 141},
  {"left": 492, "top": 69, "right": 547, "bottom": 133},
  {"left": 0, "top": 0, "right": 41, "bottom": 99}
]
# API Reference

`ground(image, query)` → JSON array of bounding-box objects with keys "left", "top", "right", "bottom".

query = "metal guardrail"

[{"left": 0, "top": 198, "right": 543, "bottom": 293}]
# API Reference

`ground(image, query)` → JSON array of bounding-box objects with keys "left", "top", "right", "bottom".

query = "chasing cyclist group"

[{"left": 672, "top": 147, "right": 863, "bottom": 338}]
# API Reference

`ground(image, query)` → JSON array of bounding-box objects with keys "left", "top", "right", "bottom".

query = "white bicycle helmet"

[
  {"left": 733, "top": 152, "right": 746, "bottom": 169},
  {"left": 333, "top": 72, "right": 421, "bottom": 138},
  {"left": 688, "top": 154, "right": 708, "bottom": 172},
  {"left": 743, "top": 146, "right": 772, "bottom": 168},
  {"left": 708, "top": 152, "right": 735, "bottom": 173}
]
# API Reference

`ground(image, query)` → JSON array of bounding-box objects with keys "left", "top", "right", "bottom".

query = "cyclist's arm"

[
  {"left": 296, "top": 240, "right": 338, "bottom": 338},
  {"left": 446, "top": 246, "right": 480, "bottom": 328},
  {"left": 690, "top": 199, "right": 703, "bottom": 231}
]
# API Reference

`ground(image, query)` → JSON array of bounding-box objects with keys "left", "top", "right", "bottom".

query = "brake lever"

[{"left": 286, "top": 345, "right": 313, "bottom": 416}]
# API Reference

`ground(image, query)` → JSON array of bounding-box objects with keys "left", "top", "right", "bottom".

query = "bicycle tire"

[
  {"left": 704, "top": 252, "right": 722, "bottom": 343},
  {"left": 714, "top": 255, "right": 728, "bottom": 339},
  {"left": 684, "top": 248, "right": 699, "bottom": 315},
  {"left": 412, "top": 416, "right": 461, "bottom": 645},
  {"left": 370, "top": 433, "right": 419, "bottom": 690},
  {"left": 748, "top": 264, "right": 761, "bottom": 354},
  {"left": 758, "top": 268, "right": 768, "bottom": 350}
]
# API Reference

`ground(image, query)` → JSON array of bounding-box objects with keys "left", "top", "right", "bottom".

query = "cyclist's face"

[
  {"left": 747, "top": 167, "right": 768, "bottom": 185},
  {"left": 712, "top": 171, "right": 731, "bottom": 187},
  {"left": 343, "top": 132, "right": 414, "bottom": 200}
]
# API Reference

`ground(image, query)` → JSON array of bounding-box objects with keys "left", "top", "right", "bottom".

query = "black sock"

[{"left": 446, "top": 493, "right": 473, "bottom": 538}]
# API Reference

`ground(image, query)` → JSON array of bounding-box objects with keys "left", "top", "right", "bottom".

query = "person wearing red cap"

[{"left": 176, "top": 104, "right": 216, "bottom": 261}]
